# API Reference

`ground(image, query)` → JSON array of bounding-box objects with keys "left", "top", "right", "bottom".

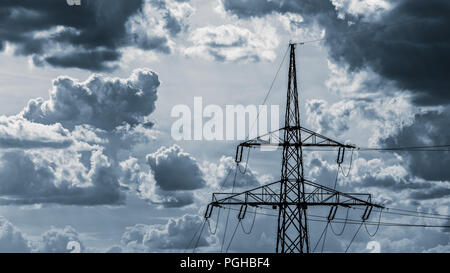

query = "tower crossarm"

[
  {"left": 298, "top": 126, "right": 356, "bottom": 148},
  {"left": 235, "top": 126, "right": 355, "bottom": 163},
  {"left": 204, "top": 179, "right": 384, "bottom": 219},
  {"left": 240, "top": 126, "right": 356, "bottom": 148}
]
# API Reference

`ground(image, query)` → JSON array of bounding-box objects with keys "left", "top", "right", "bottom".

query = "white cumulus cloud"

[{"left": 185, "top": 24, "right": 278, "bottom": 62}]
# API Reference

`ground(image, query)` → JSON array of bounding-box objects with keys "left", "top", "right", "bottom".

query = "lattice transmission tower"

[{"left": 204, "top": 43, "right": 384, "bottom": 253}]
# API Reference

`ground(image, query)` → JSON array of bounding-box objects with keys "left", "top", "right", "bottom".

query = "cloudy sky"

[{"left": 0, "top": 0, "right": 449, "bottom": 253}]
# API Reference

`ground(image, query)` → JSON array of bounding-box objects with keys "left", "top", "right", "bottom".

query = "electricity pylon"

[{"left": 204, "top": 43, "right": 384, "bottom": 253}]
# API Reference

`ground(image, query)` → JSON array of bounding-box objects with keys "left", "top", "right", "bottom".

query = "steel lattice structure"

[{"left": 204, "top": 43, "right": 384, "bottom": 253}]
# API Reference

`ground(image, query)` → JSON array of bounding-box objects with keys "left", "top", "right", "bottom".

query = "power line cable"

[
  {"left": 218, "top": 167, "right": 233, "bottom": 191},
  {"left": 193, "top": 219, "right": 207, "bottom": 253},
  {"left": 226, "top": 220, "right": 241, "bottom": 253},
  {"left": 321, "top": 222, "right": 329, "bottom": 253},
  {"left": 223, "top": 206, "right": 450, "bottom": 228},
  {"left": 185, "top": 220, "right": 203, "bottom": 252},
  {"left": 300, "top": 144, "right": 450, "bottom": 152},
  {"left": 364, "top": 209, "right": 383, "bottom": 237},
  {"left": 186, "top": 168, "right": 231, "bottom": 252},
  {"left": 333, "top": 166, "right": 340, "bottom": 190},
  {"left": 238, "top": 148, "right": 251, "bottom": 174},
  {"left": 340, "top": 148, "right": 354, "bottom": 177},
  {"left": 207, "top": 208, "right": 221, "bottom": 235},
  {"left": 358, "top": 144, "right": 450, "bottom": 151},
  {"left": 386, "top": 207, "right": 450, "bottom": 218},
  {"left": 246, "top": 45, "right": 290, "bottom": 140},
  {"left": 345, "top": 221, "right": 364, "bottom": 253},
  {"left": 380, "top": 210, "right": 450, "bottom": 220},
  {"left": 313, "top": 221, "right": 329, "bottom": 253},
  {"left": 220, "top": 164, "right": 239, "bottom": 252},
  {"left": 330, "top": 207, "right": 350, "bottom": 236},
  {"left": 240, "top": 207, "right": 257, "bottom": 235},
  {"left": 354, "top": 207, "right": 450, "bottom": 221}
]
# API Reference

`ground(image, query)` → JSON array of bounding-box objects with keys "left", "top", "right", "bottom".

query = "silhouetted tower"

[
  {"left": 204, "top": 43, "right": 383, "bottom": 253},
  {"left": 277, "top": 44, "right": 309, "bottom": 252}
]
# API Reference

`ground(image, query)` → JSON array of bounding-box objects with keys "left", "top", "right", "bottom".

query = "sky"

[{"left": 0, "top": 0, "right": 449, "bottom": 253}]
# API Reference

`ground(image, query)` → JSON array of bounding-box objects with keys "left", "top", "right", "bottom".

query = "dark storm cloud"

[
  {"left": 381, "top": 109, "right": 450, "bottom": 181},
  {"left": 0, "top": 139, "right": 72, "bottom": 149},
  {"left": 45, "top": 49, "right": 121, "bottom": 72},
  {"left": 363, "top": 175, "right": 431, "bottom": 191},
  {"left": 323, "top": 0, "right": 450, "bottom": 106},
  {"left": 409, "top": 186, "right": 450, "bottom": 200},
  {"left": 0, "top": 0, "right": 143, "bottom": 70},
  {"left": 141, "top": 145, "right": 207, "bottom": 208},
  {"left": 133, "top": 35, "right": 171, "bottom": 53},
  {"left": 146, "top": 145, "right": 206, "bottom": 191},
  {"left": 0, "top": 0, "right": 180, "bottom": 71},
  {"left": 221, "top": 0, "right": 333, "bottom": 20},
  {"left": 0, "top": 1, "right": 142, "bottom": 46},
  {"left": 221, "top": 0, "right": 450, "bottom": 106}
]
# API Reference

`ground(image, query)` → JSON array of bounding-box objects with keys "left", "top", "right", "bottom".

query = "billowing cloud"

[
  {"left": 0, "top": 116, "right": 72, "bottom": 149},
  {"left": 118, "top": 155, "right": 194, "bottom": 208},
  {"left": 121, "top": 214, "right": 213, "bottom": 251},
  {"left": 39, "top": 226, "right": 85, "bottom": 253},
  {"left": 331, "top": 0, "right": 392, "bottom": 21},
  {"left": 0, "top": 149, "right": 124, "bottom": 205},
  {"left": 185, "top": 24, "right": 278, "bottom": 62},
  {"left": 202, "top": 156, "right": 261, "bottom": 189},
  {"left": 307, "top": 153, "right": 450, "bottom": 205},
  {"left": 0, "top": 0, "right": 193, "bottom": 71},
  {"left": 306, "top": 99, "right": 355, "bottom": 136},
  {"left": 149, "top": 0, "right": 194, "bottom": 36},
  {"left": 303, "top": 57, "right": 417, "bottom": 143},
  {"left": 127, "top": 0, "right": 194, "bottom": 53},
  {"left": 0, "top": 218, "right": 31, "bottom": 253},
  {"left": 119, "top": 149, "right": 264, "bottom": 208},
  {"left": 147, "top": 145, "right": 206, "bottom": 191},
  {"left": 0, "top": 68, "right": 162, "bottom": 206},
  {"left": 0, "top": 217, "right": 88, "bottom": 253},
  {"left": 132, "top": 145, "right": 206, "bottom": 208},
  {"left": 21, "top": 68, "right": 159, "bottom": 131},
  {"left": 0, "top": 62, "right": 183, "bottom": 209}
]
